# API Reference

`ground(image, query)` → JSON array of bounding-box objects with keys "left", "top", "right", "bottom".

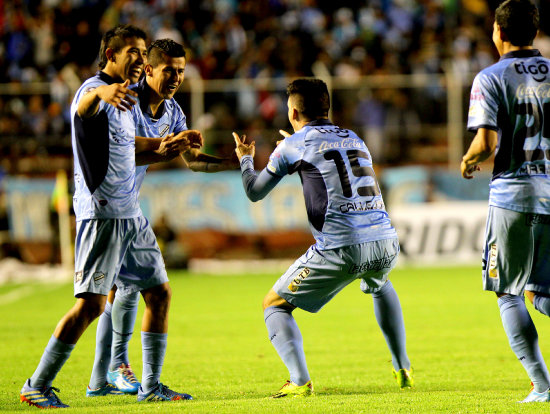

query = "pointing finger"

[{"left": 232, "top": 132, "right": 242, "bottom": 145}]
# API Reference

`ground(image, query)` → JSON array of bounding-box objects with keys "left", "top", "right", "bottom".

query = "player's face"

[
  {"left": 112, "top": 37, "right": 147, "bottom": 84},
  {"left": 147, "top": 56, "right": 186, "bottom": 100}
]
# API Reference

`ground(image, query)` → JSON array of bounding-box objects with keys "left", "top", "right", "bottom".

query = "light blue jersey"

[
  {"left": 263, "top": 119, "right": 396, "bottom": 250},
  {"left": 71, "top": 72, "right": 140, "bottom": 220},
  {"left": 468, "top": 49, "right": 550, "bottom": 214},
  {"left": 130, "top": 77, "right": 188, "bottom": 190}
]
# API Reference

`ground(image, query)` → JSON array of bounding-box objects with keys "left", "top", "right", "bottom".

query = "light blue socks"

[
  {"left": 372, "top": 281, "right": 410, "bottom": 371},
  {"left": 110, "top": 291, "right": 139, "bottom": 370},
  {"left": 264, "top": 306, "right": 310, "bottom": 386},
  {"left": 498, "top": 294, "right": 550, "bottom": 393},
  {"left": 88, "top": 301, "right": 113, "bottom": 388},
  {"left": 30, "top": 335, "right": 75, "bottom": 389},
  {"left": 141, "top": 331, "right": 167, "bottom": 392}
]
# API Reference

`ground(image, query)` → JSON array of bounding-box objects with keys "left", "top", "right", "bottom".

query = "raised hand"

[
  {"left": 276, "top": 129, "right": 291, "bottom": 146},
  {"left": 97, "top": 79, "right": 138, "bottom": 111},
  {"left": 233, "top": 132, "right": 255, "bottom": 161}
]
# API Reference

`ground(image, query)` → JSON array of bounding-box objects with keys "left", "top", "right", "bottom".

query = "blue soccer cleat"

[
  {"left": 107, "top": 363, "right": 140, "bottom": 394},
  {"left": 137, "top": 383, "right": 193, "bottom": 402},
  {"left": 20, "top": 378, "right": 69, "bottom": 409},
  {"left": 86, "top": 383, "right": 124, "bottom": 397},
  {"left": 519, "top": 388, "right": 550, "bottom": 403}
]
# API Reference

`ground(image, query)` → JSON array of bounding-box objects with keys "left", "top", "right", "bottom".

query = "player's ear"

[
  {"left": 144, "top": 64, "right": 153, "bottom": 77},
  {"left": 292, "top": 107, "right": 300, "bottom": 122},
  {"left": 105, "top": 48, "right": 116, "bottom": 63},
  {"left": 497, "top": 24, "right": 508, "bottom": 42}
]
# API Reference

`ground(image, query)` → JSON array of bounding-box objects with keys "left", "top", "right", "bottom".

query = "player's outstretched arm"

[
  {"left": 181, "top": 148, "right": 238, "bottom": 172},
  {"left": 77, "top": 80, "right": 138, "bottom": 118},
  {"left": 233, "top": 131, "right": 281, "bottom": 202},
  {"left": 461, "top": 128, "right": 497, "bottom": 179}
]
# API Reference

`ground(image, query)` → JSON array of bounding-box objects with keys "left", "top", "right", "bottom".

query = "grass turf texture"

[{"left": 1, "top": 266, "right": 549, "bottom": 413}]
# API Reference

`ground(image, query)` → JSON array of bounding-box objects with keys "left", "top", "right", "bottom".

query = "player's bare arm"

[
  {"left": 180, "top": 148, "right": 238, "bottom": 172},
  {"left": 461, "top": 128, "right": 498, "bottom": 179},
  {"left": 77, "top": 79, "right": 138, "bottom": 118},
  {"left": 233, "top": 132, "right": 255, "bottom": 161}
]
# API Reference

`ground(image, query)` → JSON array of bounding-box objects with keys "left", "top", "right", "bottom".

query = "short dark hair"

[
  {"left": 495, "top": 0, "right": 539, "bottom": 46},
  {"left": 98, "top": 25, "right": 147, "bottom": 69},
  {"left": 286, "top": 78, "right": 330, "bottom": 120},
  {"left": 147, "top": 39, "right": 186, "bottom": 68}
]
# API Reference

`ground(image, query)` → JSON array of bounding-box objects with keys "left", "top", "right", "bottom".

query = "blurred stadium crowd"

[{"left": 1, "top": 0, "right": 550, "bottom": 177}]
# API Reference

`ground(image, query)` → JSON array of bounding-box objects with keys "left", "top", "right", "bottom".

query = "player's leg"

[
  {"left": 22, "top": 293, "right": 106, "bottom": 408},
  {"left": 118, "top": 215, "right": 191, "bottom": 402},
  {"left": 137, "top": 282, "right": 190, "bottom": 401},
  {"left": 526, "top": 290, "right": 550, "bottom": 316},
  {"left": 88, "top": 287, "right": 117, "bottom": 392},
  {"left": 359, "top": 238, "right": 412, "bottom": 388},
  {"left": 497, "top": 293, "right": 550, "bottom": 399},
  {"left": 108, "top": 289, "right": 140, "bottom": 394},
  {"left": 263, "top": 289, "right": 312, "bottom": 397},
  {"left": 484, "top": 207, "right": 550, "bottom": 401},
  {"left": 524, "top": 214, "right": 550, "bottom": 318},
  {"left": 265, "top": 245, "right": 358, "bottom": 397}
]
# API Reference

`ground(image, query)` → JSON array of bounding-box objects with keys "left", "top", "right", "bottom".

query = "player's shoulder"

[{"left": 164, "top": 97, "right": 185, "bottom": 115}]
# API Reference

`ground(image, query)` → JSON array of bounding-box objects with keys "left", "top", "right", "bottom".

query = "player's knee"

[
  {"left": 142, "top": 283, "right": 172, "bottom": 308},
  {"left": 262, "top": 290, "right": 293, "bottom": 311},
  {"left": 76, "top": 294, "right": 106, "bottom": 320}
]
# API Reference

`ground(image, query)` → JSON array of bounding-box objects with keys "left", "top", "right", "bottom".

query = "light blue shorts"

[
  {"left": 273, "top": 238, "right": 400, "bottom": 313},
  {"left": 74, "top": 216, "right": 168, "bottom": 297},
  {"left": 483, "top": 206, "right": 550, "bottom": 296}
]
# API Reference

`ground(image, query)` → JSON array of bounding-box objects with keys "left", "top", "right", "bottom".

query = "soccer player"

[
  {"left": 461, "top": 0, "right": 550, "bottom": 403},
  {"left": 88, "top": 38, "right": 236, "bottom": 396},
  {"left": 20, "top": 25, "right": 194, "bottom": 408},
  {"left": 233, "top": 78, "right": 413, "bottom": 397}
]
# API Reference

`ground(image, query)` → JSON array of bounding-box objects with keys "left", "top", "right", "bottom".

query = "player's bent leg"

[
  {"left": 497, "top": 294, "right": 550, "bottom": 394},
  {"left": 370, "top": 281, "right": 413, "bottom": 388},
  {"left": 109, "top": 291, "right": 141, "bottom": 394},
  {"left": 54, "top": 293, "right": 107, "bottom": 344},
  {"left": 263, "top": 290, "right": 312, "bottom": 397},
  {"left": 525, "top": 290, "right": 550, "bottom": 317}
]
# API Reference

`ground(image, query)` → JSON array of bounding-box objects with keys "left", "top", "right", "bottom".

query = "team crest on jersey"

[
  {"left": 288, "top": 268, "right": 310, "bottom": 292},
  {"left": 488, "top": 244, "right": 498, "bottom": 279},
  {"left": 159, "top": 124, "right": 170, "bottom": 137},
  {"left": 93, "top": 272, "right": 106, "bottom": 286}
]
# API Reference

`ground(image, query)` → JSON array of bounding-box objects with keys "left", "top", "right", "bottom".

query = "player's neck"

[
  {"left": 500, "top": 43, "right": 533, "bottom": 56},
  {"left": 146, "top": 84, "right": 164, "bottom": 116},
  {"left": 101, "top": 66, "right": 123, "bottom": 83}
]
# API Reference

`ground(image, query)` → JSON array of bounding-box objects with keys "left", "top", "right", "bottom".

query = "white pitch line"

[{"left": 0, "top": 284, "right": 61, "bottom": 305}]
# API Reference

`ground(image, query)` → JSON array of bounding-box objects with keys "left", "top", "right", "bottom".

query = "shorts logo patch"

[
  {"left": 489, "top": 244, "right": 498, "bottom": 279},
  {"left": 75, "top": 271, "right": 83, "bottom": 283},
  {"left": 93, "top": 272, "right": 106, "bottom": 286},
  {"left": 348, "top": 253, "right": 397, "bottom": 274},
  {"left": 288, "top": 268, "right": 310, "bottom": 292}
]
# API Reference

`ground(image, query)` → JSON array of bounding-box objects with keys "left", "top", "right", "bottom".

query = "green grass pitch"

[{"left": 1, "top": 265, "right": 549, "bottom": 413}]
